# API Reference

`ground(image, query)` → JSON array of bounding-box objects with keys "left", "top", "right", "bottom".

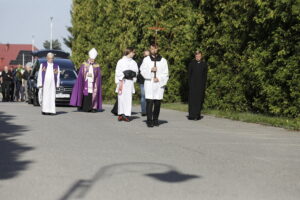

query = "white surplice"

[
  {"left": 140, "top": 56, "right": 169, "bottom": 100},
  {"left": 37, "top": 63, "right": 60, "bottom": 114},
  {"left": 86, "top": 64, "right": 94, "bottom": 93},
  {"left": 115, "top": 56, "right": 138, "bottom": 116}
]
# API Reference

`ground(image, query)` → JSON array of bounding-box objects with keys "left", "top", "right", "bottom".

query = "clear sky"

[{"left": 0, "top": 0, "right": 72, "bottom": 52}]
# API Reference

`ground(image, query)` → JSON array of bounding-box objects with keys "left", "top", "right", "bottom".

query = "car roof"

[{"left": 32, "top": 50, "right": 70, "bottom": 59}]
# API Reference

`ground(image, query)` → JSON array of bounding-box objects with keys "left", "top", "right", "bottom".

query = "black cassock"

[{"left": 188, "top": 60, "right": 208, "bottom": 119}]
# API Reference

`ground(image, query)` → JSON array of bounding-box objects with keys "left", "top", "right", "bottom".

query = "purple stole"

[
  {"left": 83, "top": 64, "right": 89, "bottom": 96},
  {"left": 41, "top": 62, "right": 59, "bottom": 86}
]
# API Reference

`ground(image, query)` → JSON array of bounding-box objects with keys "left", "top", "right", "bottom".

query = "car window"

[{"left": 60, "top": 69, "right": 77, "bottom": 80}]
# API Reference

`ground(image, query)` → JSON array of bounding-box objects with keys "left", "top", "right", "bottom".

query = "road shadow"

[
  {"left": 58, "top": 162, "right": 201, "bottom": 200},
  {"left": 0, "top": 111, "right": 33, "bottom": 180},
  {"left": 146, "top": 170, "right": 199, "bottom": 183},
  {"left": 186, "top": 115, "right": 204, "bottom": 120},
  {"left": 158, "top": 120, "right": 168, "bottom": 125},
  {"left": 131, "top": 112, "right": 139, "bottom": 116},
  {"left": 56, "top": 111, "right": 68, "bottom": 115},
  {"left": 71, "top": 108, "right": 105, "bottom": 113},
  {"left": 142, "top": 120, "right": 168, "bottom": 126},
  {"left": 129, "top": 116, "right": 140, "bottom": 121}
]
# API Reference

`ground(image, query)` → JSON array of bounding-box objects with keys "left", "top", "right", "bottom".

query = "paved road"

[{"left": 0, "top": 102, "right": 299, "bottom": 200}]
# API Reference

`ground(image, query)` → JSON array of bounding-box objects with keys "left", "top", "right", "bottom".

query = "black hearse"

[{"left": 28, "top": 50, "right": 77, "bottom": 106}]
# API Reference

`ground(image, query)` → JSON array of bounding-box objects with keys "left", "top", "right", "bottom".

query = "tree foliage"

[
  {"left": 67, "top": 0, "right": 300, "bottom": 118},
  {"left": 43, "top": 39, "right": 62, "bottom": 50}
]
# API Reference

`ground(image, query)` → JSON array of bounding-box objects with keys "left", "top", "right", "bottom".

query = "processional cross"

[{"left": 148, "top": 21, "right": 166, "bottom": 78}]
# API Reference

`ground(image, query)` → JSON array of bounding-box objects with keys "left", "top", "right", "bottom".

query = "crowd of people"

[
  {"left": 1, "top": 44, "right": 208, "bottom": 128},
  {"left": 0, "top": 63, "right": 32, "bottom": 102}
]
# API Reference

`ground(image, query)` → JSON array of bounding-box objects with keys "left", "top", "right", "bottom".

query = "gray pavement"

[{"left": 0, "top": 102, "right": 299, "bottom": 200}]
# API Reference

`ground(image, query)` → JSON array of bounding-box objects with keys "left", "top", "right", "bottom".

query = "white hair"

[
  {"left": 26, "top": 62, "right": 33, "bottom": 67},
  {"left": 47, "top": 52, "right": 55, "bottom": 58}
]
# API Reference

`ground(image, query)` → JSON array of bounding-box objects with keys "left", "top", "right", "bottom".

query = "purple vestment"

[{"left": 70, "top": 62, "right": 102, "bottom": 110}]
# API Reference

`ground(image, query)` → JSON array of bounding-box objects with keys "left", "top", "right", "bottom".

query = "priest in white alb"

[
  {"left": 115, "top": 47, "right": 138, "bottom": 122},
  {"left": 37, "top": 53, "right": 60, "bottom": 115},
  {"left": 140, "top": 44, "right": 169, "bottom": 127}
]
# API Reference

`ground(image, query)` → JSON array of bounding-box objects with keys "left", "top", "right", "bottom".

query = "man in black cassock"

[
  {"left": 1, "top": 66, "right": 13, "bottom": 102},
  {"left": 188, "top": 51, "right": 208, "bottom": 120}
]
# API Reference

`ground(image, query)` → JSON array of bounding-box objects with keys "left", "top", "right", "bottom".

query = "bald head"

[
  {"left": 4, "top": 66, "right": 8, "bottom": 72},
  {"left": 25, "top": 63, "right": 32, "bottom": 71},
  {"left": 47, "top": 53, "right": 54, "bottom": 63}
]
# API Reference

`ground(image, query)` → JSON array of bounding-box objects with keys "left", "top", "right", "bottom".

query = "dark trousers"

[
  {"left": 2, "top": 82, "right": 11, "bottom": 102},
  {"left": 10, "top": 82, "right": 14, "bottom": 101},
  {"left": 111, "top": 96, "right": 118, "bottom": 115},
  {"left": 146, "top": 99, "right": 161, "bottom": 122},
  {"left": 188, "top": 102, "right": 203, "bottom": 119},
  {"left": 15, "top": 81, "right": 21, "bottom": 101}
]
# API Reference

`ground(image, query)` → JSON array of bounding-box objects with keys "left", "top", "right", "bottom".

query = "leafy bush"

[{"left": 67, "top": 0, "right": 300, "bottom": 118}]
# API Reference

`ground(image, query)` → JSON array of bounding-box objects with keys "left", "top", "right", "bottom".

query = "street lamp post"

[
  {"left": 22, "top": 53, "right": 25, "bottom": 67},
  {"left": 32, "top": 35, "right": 35, "bottom": 63},
  {"left": 50, "top": 17, "right": 53, "bottom": 50}
]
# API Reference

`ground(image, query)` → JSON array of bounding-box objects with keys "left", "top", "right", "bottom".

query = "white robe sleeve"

[
  {"left": 115, "top": 60, "right": 124, "bottom": 84},
  {"left": 37, "top": 64, "right": 43, "bottom": 88},
  {"left": 56, "top": 66, "right": 60, "bottom": 88},
  {"left": 140, "top": 57, "right": 152, "bottom": 80},
  {"left": 157, "top": 59, "right": 169, "bottom": 87},
  {"left": 133, "top": 61, "right": 139, "bottom": 83}
]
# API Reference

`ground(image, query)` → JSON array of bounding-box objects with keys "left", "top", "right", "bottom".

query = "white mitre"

[{"left": 89, "top": 48, "right": 98, "bottom": 59}]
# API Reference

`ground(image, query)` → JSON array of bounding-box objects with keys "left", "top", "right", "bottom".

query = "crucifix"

[{"left": 148, "top": 21, "right": 166, "bottom": 78}]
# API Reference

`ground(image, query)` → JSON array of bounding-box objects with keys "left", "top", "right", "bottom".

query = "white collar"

[{"left": 123, "top": 56, "right": 132, "bottom": 61}]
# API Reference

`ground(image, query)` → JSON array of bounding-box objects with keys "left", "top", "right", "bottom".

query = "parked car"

[{"left": 28, "top": 50, "right": 77, "bottom": 106}]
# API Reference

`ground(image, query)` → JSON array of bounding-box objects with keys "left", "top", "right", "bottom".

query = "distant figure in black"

[
  {"left": 1, "top": 66, "right": 13, "bottom": 102},
  {"left": 188, "top": 51, "right": 208, "bottom": 120}
]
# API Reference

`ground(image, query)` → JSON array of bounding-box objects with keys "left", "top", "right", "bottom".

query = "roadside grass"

[
  {"left": 103, "top": 100, "right": 299, "bottom": 131},
  {"left": 162, "top": 103, "right": 300, "bottom": 131}
]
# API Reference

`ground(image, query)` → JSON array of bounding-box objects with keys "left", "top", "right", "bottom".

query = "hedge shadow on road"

[{"left": 0, "top": 111, "right": 33, "bottom": 180}]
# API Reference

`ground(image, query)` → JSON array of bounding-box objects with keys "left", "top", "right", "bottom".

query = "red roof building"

[{"left": 0, "top": 44, "right": 38, "bottom": 71}]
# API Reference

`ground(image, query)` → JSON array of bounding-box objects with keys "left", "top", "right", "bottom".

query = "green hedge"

[{"left": 67, "top": 0, "right": 300, "bottom": 118}]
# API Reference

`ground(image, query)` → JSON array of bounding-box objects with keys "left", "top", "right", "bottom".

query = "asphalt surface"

[{"left": 0, "top": 102, "right": 299, "bottom": 200}]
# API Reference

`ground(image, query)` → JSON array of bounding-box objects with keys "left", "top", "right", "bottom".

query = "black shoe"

[
  {"left": 188, "top": 116, "right": 195, "bottom": 120},
  {"left": 91, "top": 109, "right": 97, "bottom": 113},
  {"left": 42, "top": 112, "right": 46, "bottom": 115},
  {"left": 141, "top": 113, "right": 147, "bottom": 117},
  {"left": 194, "top": 115, "right": 203, "bottom": 120},
  {"left": 153, "top": 120, "right": 159, "bottom": 127},
  {"left": 147, "top": 121, "right": 154, "bottom": 128}
]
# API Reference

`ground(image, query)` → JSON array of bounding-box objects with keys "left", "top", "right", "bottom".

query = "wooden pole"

[{"left": 148, "top": 22, "right": 166, "bottom": 78}]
